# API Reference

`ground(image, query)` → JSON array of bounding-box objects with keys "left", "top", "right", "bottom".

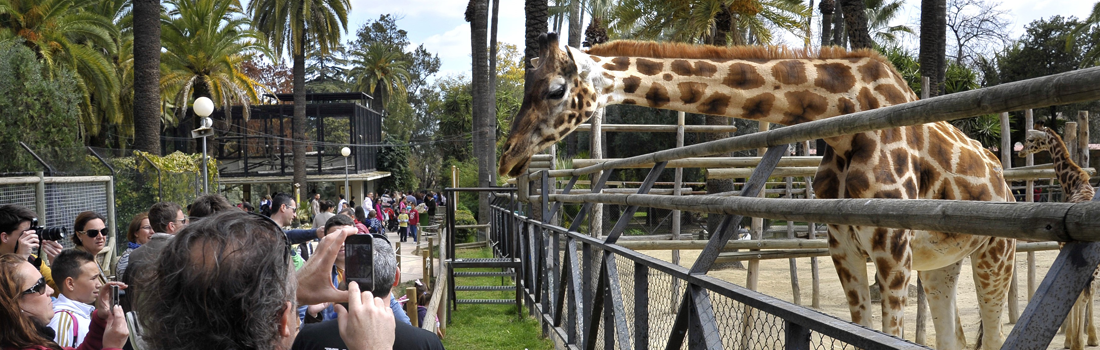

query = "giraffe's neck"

[
  {"left": 1045, "top": 131, "right": 1092, "bottom": 196},
  {"left": 590, "top": 54, "right": 915, "bottom": 127}
]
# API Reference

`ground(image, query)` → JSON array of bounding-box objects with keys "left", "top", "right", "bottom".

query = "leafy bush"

[
  {"left": 109, "top": 151, "right": 214, "bottom": 249},
  {"left": 454, "top": 206, "right": 478, "bottom": 243},
  {"left": 0, "top": 40, "right": 84, "bottom": 175}
]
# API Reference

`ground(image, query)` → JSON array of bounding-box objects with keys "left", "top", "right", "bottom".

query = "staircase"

[{"left": 449, "top": 257, "right": 521, "bottom": 307}]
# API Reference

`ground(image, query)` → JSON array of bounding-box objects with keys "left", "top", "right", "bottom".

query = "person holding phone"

[
  {"left": 292, "top": 233, "right": 444, "bottom": 350},
  {"left": 300, "top": 215, "right": 410, "bottom": 326}
]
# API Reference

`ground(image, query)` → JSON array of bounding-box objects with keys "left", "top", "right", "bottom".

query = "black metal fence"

[{"left": 486, "top": 187, "right": 924, "bottom": 349}]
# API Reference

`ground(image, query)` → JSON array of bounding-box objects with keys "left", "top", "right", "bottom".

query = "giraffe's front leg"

[
  {"left": 827, "top": 225, "right": 872, "bottom": 328},
  {"left": 920, "top": 261, "right": 965, "bottom": 350},
  {"left": 870, "top": 228, "right": 912, "bottom": 338},
  {"left": 970, "top": 237, "right": 1015, "bottom": 350}
]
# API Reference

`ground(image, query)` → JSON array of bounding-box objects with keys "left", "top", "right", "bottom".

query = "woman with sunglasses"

[
  {"left": 71, "top": 212, "right": 111, "bottom": 283},
  {"left": 0, "top": 253, "right": 129, "bottom": 350}
]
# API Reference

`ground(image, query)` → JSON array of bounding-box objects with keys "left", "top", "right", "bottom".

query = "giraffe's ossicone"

[{"left": 501, "top": 33, "right": 1016, "bottom": 350}]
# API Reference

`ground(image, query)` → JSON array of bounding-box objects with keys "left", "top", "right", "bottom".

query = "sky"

[{"left": 343, "top": 0, "right": 1097, "bottom": 80}]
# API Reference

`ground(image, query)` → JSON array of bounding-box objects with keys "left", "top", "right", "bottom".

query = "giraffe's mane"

[{"left": 585, "top": 40, "right": 892, "bottom": 65}]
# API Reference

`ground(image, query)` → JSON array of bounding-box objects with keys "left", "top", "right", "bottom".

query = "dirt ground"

[{"left": 641, "top": 248, "right": 1088, "bottom": 349}]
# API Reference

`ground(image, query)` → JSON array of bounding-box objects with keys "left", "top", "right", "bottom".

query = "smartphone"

[
  {"left": 108, "top": 275, "right": 119, "bottom": 309},
  {"left": 344, "top": 234, "right": 374, "bottom": 292}
]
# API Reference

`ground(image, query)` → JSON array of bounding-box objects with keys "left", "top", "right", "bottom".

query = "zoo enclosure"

[{"left": 487, "top": 66, "right": 1100, "bottom": 349}]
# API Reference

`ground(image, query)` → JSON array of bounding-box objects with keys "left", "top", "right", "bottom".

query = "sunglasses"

[
  {"left": 21, "top": 277, "right": 46, "bottom": 296},
  {"left": 81, "top": 228, "right": 108, "bottom": 238}
]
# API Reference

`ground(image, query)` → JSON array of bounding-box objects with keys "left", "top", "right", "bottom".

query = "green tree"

[
  {"left": 248, "top": 0, "right": 350, "bottom": 198},
  {"left": 348, "top": 42, "right": 411, "bottom": 111},
  {"left": 305, "top": 43, "right": 350, "bottom": 93},
  {"left": 0, "top": 40, "right": 84, "bottom": 173},
  {"left": 1070, "top": 1, "right": 1100, "bottom": 67},
  {"left": 995, "top": 16, "right": 1100, "bottom": 126},
  {"left": 0, "top": 0, "right": 120, "bottom": 142},
  {"left": 377, "top": 134, "right": 418, "bottom": 193},
  {"left": 161, "top": 0, "right": 269, "bottom": 122},
  {"left": 612, "top": 0, "right": 809, "bottom": 45}
]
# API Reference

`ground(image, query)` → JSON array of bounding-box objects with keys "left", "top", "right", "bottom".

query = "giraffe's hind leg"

[
  {"left": 1088, "top": 269, "right": 1098, "bottom": 346},
  {"left": 1067, "top": 294, "right": 1086, "bottom": 350},
  {"left": 920, "top": 261, "right": 965, "bottom": 350}
]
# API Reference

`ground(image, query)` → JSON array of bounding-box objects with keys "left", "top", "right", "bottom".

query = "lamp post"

[
  {"left": 192, "top": 97, "right": 215, "bottom": 194},
  {"left": 341, "top": 147, "right": 351, "bottom": 204}
]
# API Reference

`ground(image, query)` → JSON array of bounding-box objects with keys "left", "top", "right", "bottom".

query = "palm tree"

[
  {"left": 1070, "top": 1, "right": 1100, "bottom": 67},
  {"left": 864, "top": 0, "right": 913, "bottom": 47},
  {"left": 248, "top": 0, "right": 349, "bottom": 197},
  {"left": 612, "top": 0, "right": 809, "bottom": 45},
  {"left": 132, "top": 0, "right": 161, "bottom": 154},
  {"left": 161, "top": 0, "right": 268, "bottom": 124},
  {"left": 0, "top": 0, "right": 121, "bottom": 142},
  {"left": 920, "top": 0, "right": 946, "bottom": 97},
  {"left": 347, "top": 43, "right": 410, "bottom": 111}
]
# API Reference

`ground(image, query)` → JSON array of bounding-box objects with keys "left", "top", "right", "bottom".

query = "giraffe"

[
  {"left": 499, "top": 33, "right": 1016, "bottom": 350},
  {"left": 1019, "top": 127, "right": 1097, "bottom": 350}
]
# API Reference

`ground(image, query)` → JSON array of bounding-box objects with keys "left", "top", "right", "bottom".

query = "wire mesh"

[
  {"left": 44, "top": 182, "right": 109, "bottom": 249},
  {"left": 0, "top": 183, "right": 37, "bottom": 210}
]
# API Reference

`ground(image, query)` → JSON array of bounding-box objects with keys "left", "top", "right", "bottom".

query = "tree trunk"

[
  {"left": 832, "top": 4, "right": 845, "bottom": 48},
  {"left": 840, "top": 0, "right": 873, "bottom": 49},
  {"left": 293, "top": 48, "right": 307, "bottom": 202},
  {"left": 820, "top": 0, "right": 835, "bottom": 46},
  {"left": 132, "top": 0, "right": 161, "bottom": 154},
  {"left": 469, "top": 0, "right": 492, "bottom": 226},
  {"left": 920, "top": 0, "right": 947, "bottom": 97},
  {"left": 524, "top": 0, "right": 548, "bottom": 87}
]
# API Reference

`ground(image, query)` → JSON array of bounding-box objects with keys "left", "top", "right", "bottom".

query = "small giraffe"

[
  {"left": 1019, "top": 127, "right": 1097, "bottom": 350},
  {"left": 499, "top": 33, "right": 1015, "bottom": 349}
]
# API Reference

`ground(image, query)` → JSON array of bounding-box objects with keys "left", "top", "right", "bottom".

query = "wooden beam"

[
  {"left": 575, "top": 124, "right": 739, "bottom": 133},
  {"left": 572, "top": 156, "right": 823, "bottom": 169}
]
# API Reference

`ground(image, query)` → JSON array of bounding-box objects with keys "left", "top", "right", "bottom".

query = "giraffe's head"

[
  {"left": 498, "top": 32, "right": 609, "bottom": 177},
  {"left": 1018, "top": 128, "right": 1055, "bottom": 158}
]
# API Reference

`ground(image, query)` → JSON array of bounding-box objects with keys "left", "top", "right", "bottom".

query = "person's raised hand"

[
  {"left": 94, "top": 281, "right": 127, "bottom": 320},
  {"left": 334, "top": 281, "right": 394, "bottom": 350},
  {"left": 102, "top": 305, "right": 129, "bottom": 349},
  {"left": 41, "top": 240, "right": 63, "bottom": 265},
  {"left": 295, "top": 226, "right": 355, "bottom": 305},
  {"left": 15, "top": 230, "right": 39, "bottom": 260}
]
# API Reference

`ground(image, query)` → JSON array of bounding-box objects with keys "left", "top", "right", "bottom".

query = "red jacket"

[
  {"left": 3, "top": 314, "right": 120, "bottom": 350},
  {"left": 409, "top": 210, "right": 419, "bottom": 226}
]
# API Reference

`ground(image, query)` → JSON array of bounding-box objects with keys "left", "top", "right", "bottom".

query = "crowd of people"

[{"left": 0, "top": 188, "right": 449, "bottom": 350}]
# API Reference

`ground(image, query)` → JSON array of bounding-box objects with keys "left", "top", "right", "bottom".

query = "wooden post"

[
  {"left": 406, "top": 286, "right": 419, "bottom": 328},
  {"left": 740, "top": 121, "right": 769, "bottom": 349},
  {"left": 396, "top": 241, "right": 401, "bottom": 268},
  {"left": 671, "top": 112, "right": 684, "bottom": 313},
  {"left": 1026, "top": 109, "right": 1037, "bottom": 301},
  {"left": 786, "top": 174, "right": 801, "bottom": 305},
  {"left": 803, "top": 142, "right": 820, "bottom": 309},
  {"left": 1067, "top": 122, "right": 1079, "bottom": 167},
  {"left": 423, "top": 250, "right": 431, "bottom": 288},
  {"left": 1079, "top": 111, "right": 1090, "bottom": 167},
  {"left": 1001, "top": 111, "right": 1020, "bottom": 325},
  {"left": 591, "top": 108, "right": 604, "bottom": 238}
]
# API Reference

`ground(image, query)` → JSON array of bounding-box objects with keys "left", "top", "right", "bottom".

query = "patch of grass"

[{"left": 442, "top": 248, "right": 553, "bottom": 350}]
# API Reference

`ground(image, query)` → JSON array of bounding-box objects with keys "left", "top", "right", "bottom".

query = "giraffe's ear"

[
  {"left": 566, "top": 46, "right": 595, "bottom": 79},
  {"left": 530, "top": 57, "right": 541, "bottom": 69}
]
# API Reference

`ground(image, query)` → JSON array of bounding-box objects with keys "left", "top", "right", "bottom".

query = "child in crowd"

[
  {"left": 398, "top": 209, "right": 410, "bottom": 242},
  {"left": 49, "top": 249, "right": 103, "bottom": 347}
]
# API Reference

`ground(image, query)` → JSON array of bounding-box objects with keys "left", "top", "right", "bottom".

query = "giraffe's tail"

[{"left": 976, "top": 321, "right": 984, "bottom": 349}]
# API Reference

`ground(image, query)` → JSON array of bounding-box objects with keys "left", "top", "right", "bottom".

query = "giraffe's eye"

[{"left": 548, "top": 86, "right": 566, "bottom": 99}]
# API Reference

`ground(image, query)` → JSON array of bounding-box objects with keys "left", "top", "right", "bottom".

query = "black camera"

[{"left": 31, "top": 218, "right": 67, "bottom": 241}]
